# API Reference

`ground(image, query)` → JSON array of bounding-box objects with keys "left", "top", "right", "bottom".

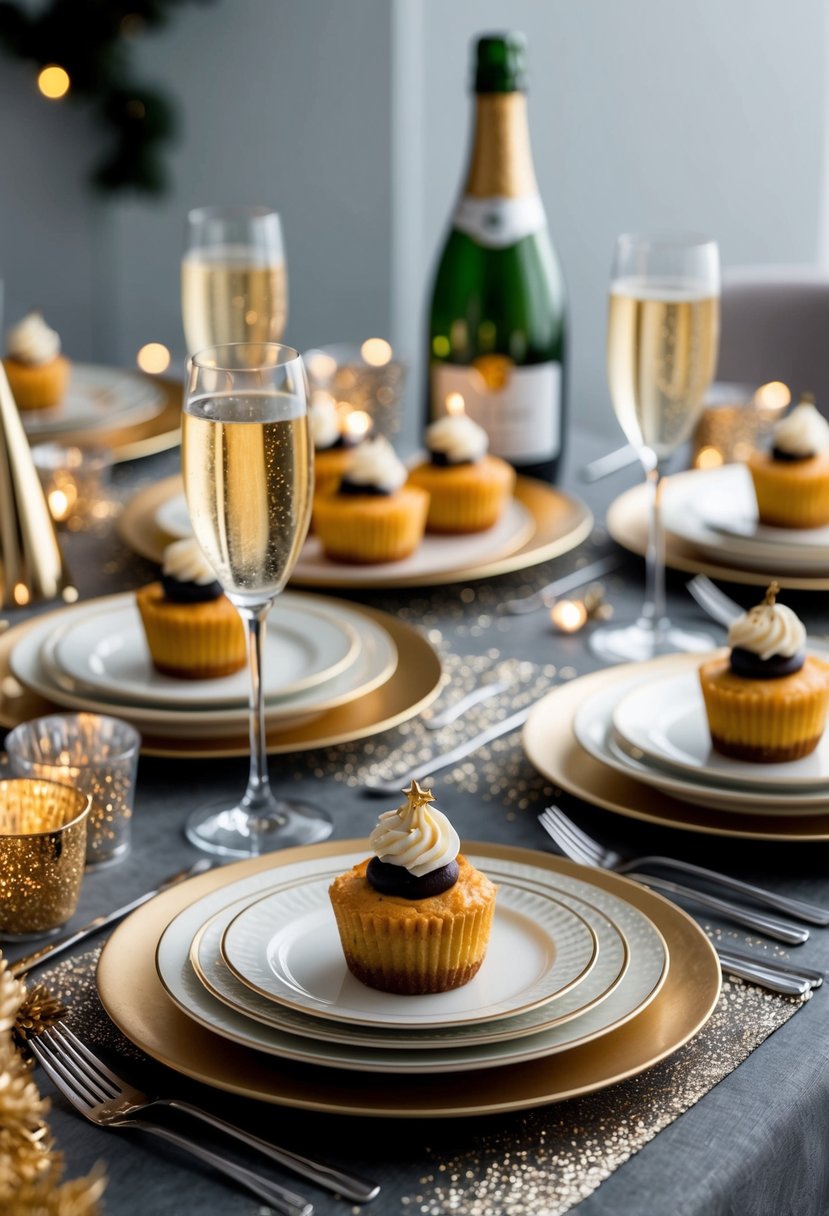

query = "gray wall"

[
  {"left": 0, "top": 0, "right": 826, "bottom": 447},
  {"left": 393, "top": 0, "right": 828, "bottom": 449}
]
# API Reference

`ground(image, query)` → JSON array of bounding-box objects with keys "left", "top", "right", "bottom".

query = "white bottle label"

[
  {"left": 432, "top": 361, "right": 561, "bottom": 463},
  {"left": 453, "top": 195, "right": 546, "bottom": 248}
]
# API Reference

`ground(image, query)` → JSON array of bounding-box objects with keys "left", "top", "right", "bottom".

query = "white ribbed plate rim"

[
  {"left": 190, "top": 867, "right": 630, "bottom": 1048},
  {"left": 154, "top": 850, "right": 669, "bottom": 1074},
  {"left": 220, "top": 873, "right": 598, "bottom": 1028},
  {"left": 613, "top": 669, "right": 829, "bottom": 791}
]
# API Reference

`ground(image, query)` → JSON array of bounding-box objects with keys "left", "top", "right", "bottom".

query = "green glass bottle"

[{"left": 426, "top": 32, "right": 567, "bottom": 483}]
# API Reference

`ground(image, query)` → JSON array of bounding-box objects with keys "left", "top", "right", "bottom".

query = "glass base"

[
  {"left": 185, "top": 795, "right": 333, "bottom": 859},
  {"left": 0, "top": 923, "right": 64, "bottom": 943},
  {"left": 588, "top": 616, "right": 718, "bottom": 665}
]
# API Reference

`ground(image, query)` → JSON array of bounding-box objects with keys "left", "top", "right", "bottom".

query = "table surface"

[{"left": 4, "top": 425, "right": 829, "bottom": 1216}]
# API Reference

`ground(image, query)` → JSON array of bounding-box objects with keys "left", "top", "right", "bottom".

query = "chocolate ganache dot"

[
  {"left": 367, "top": 856, "right": 459, "bottom": 899},
  {"left": 729, "top": 647, "right": 805, "bottom": 680},
  {"left": 161, "top": 572, "right": 223, "bottom": 603}
]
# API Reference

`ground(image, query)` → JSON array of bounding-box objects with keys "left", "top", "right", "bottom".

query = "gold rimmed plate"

[
  {"left": 218, "top": 874, "right": 599, "bottom": 1030},
  {"left": 97, "top": 840, "right": 719, "bottom": 1116},
  {"left": 117, "top": 473, "right": 593, "bottom": 587},
  {"left": 186, "top": 865, "right": 635, "bottom": 1049},
  {"left": 607, "top": 476, "right": 829, "bottom": 591},
  {"left": 0, "top": 598, "right": 440, "bottom": 759}
]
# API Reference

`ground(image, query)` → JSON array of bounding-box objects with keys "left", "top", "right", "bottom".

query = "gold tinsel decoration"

[{"left": 0, "top": 953, "right": 105, "bottom": 1215}]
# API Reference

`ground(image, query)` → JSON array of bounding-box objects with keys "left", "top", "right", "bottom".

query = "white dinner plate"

[
  {"left": 156, "top": 491, "right": 536, "bottom": 585},
  {"left": 613, "top": 670, "right": 829, "bottom": 791},
  {"left": 574, "top": 668, "right": 829, "bottom": 815},
  {"left": 20, "top": 363, "right": 165, "bottom": 438},
  {"left": 220, "top": 876, "right": 598, "bottom": 1029},
  {"left": 41, "top": 598, "right": 359, "bottom": 709},
  {"left": 191, "top": 868, "right": 630, "bottom": 1048},
  {"left": 155, "top": 849, "right": 668, "bottom": 1074},
  {"left": 661, "top": 464, "right": 829, "bottom": 573},
  {"left": 10, "top": 593, "right": 397, "bottom": 739}
]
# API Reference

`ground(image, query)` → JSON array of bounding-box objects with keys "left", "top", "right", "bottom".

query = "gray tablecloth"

[{"left": 4, "top": 428, "right": 828, "bottom": 1216}]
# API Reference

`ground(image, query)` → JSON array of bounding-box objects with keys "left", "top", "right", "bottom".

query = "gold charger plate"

[
  {"left": 44, "top": 375, "right": 182, "bottom": 464},
  {"left": 523, "top": 654, "right": 829, "bottom": 840},
  {"left": 97, "top": 839, "right": 720, "bottom": 1118},
  {"left": 0, "top": 599, "right": 441, "bottom": 759},
  {"left": 117, "top": 473, "right": 593, "bottom": 586},
  {"left": 607, "top": 479, "right": 829, "bottom": 591}
]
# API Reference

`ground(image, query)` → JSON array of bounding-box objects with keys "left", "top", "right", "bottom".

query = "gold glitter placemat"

[{"left": 36, "top": 941, "right": 809, "bottom": 1214}]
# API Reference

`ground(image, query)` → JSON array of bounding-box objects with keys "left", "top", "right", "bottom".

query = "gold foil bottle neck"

[{"left": 463, "top": 93, "right": 538, "bottom": 199}]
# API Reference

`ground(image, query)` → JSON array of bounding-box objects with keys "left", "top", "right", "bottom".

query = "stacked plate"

[
  {"left": 661, "top": 463, "right": 829, "bottom": 577},
  {"left": 573, "top": 659, "right": 829, "bottom": 817},
  {"left": 96, "top": 842, "right": 720, "bottom": 1115},
  {"left": 522, "top": 649, "right": 829, "bottom": 840},
  {"left": 21, "top": 364, "right": 166, "bottom": 440},
  {"left": 7, "top": 590, "right": 398, "bottom": 741}
]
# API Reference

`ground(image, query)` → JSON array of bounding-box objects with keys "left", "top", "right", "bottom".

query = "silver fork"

[
  {"left": 538, "top": 805, "right": 829, "bottom": 925},
  {"left": 686, "top": 575, "right": 742, "bottom": 627},
  {"left": 537, "top": 807, "right": 813, "bottom": 945},
  {"left": 30, "top": 1023, "right": 379, "bottom": 1209}
]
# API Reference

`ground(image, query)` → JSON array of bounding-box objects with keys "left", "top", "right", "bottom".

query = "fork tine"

[
  {"left": 542, "top": 807, "right": 603, "bottom": 864},
  {"left": 30, "top": 1035, "right": 100, "bottom": 1110},
  {"left": 538, "top": 809, "right": 595, "bottom": 865},
  {"left": 52, "top": 1023, "right": 122, "bottom": 1099},
  {"left": 45, "top": 1027, "right": 118, "bottom": 1102}
]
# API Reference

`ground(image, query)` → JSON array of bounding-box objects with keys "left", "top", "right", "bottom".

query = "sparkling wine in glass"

[
  {"left": 181, "top": 342, "right": 331, "bottom": 857},
  {"left": 181, "top": 206, "right": 287, "bottom": 354},
  {"left": 590, "top": 233, "right": 721, "bottom": 664}
]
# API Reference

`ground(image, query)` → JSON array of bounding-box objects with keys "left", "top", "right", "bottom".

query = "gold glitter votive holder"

[
  {"left": 303, "top": 341, "right": 407, "bottom": 440},
  {"left": 0, "top": 777, "right": 90, "bottom": 939},
  {"left": 5, "top": 713, "right": 140, "bottom": 869}
]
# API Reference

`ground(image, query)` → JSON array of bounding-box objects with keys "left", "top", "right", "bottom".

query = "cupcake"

[
  {"left": 310, "top": 395, "right": 371, "bottom": 500},
  {"left": 407, "top": 412, "right": 515, "bottom": 533},
  {"left": 329, "top": 779, "right": 498, "bottom": 994},
  {"left": 747, "top": 395, "right": 829, "bottom": 528},
  {"left": 3, "top": 312, "right": 70, "bottom": 411},
  {"left": 135, "top": 538, "right": 247, "bottom": 679},
  {"left": 313, "top": 436, "right": 429, "bottom": 564},
  {"left": 699, "top": 582, "right": 829, "bottom": 762}
]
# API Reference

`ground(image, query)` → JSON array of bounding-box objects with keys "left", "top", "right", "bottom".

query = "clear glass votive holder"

[
  {"left": 30, "top": 442, "right": 115, "bottom": 531},
  {"left": 303, "top": 341, "right": 408, "bottom": 440},
  {"left": 0, "top": 777, "right": 91, "bottom": 939},
  {"left": 5, "top": 714, "right": 140, "bottom": 869}
]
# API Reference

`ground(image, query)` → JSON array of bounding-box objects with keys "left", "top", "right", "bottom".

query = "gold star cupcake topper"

[
  {"left": 764, "top": 580, "right": 780, "bottom": 606},
  {"left": 402, "top": 778, "right": 436, "bottom": 810}
]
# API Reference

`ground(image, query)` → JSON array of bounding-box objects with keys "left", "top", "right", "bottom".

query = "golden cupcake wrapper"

[
  {"left": 137, "top": 589, "right": 247, "bottom": 679},
  {"left": 700, "top": 670, "right": 829, "bottom": 761},
  {"left": 313, "top": 488, "right": 429, "bottom": 564},
  {"left": 407, "top": 458, "right": 515, "bottom": 534},
  {"left": 4, "top": 355, "right": 71, "bottom": 411},
  {"left": 330, "top": 900, "right": 495, "bottom": 995},
  {"left": 749, "top": 458, "right": 829, "bottom": 528}
]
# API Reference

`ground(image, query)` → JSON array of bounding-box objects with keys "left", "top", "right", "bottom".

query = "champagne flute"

[
  {"left": 181, "top": 342, "right": 331, "bottom": 857},
  {"left": 590, "top": 232, "right": 721, "bottom": 664},
  {"left": 181, "top": 206, "right": 287, "bottom": 354}
]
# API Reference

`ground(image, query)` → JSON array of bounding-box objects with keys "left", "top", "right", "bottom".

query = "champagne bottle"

[{"left": 426, "top": 32, "right": 567, "bottom": 483}]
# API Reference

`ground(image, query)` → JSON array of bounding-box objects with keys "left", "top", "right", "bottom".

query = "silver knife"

[
  {"left": 364, "top": 705, "right": 533, "bottom": 797},
  {"left": 504, "top": 555, "right": 622, "bottom": 615},
  {"left": 10, "top": 859, "right": 214, "bottom": 978}
]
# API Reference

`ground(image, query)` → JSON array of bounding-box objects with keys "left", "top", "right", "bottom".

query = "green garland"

[{"left": 0, "top": 0, "right": 216, "bottom": 195}]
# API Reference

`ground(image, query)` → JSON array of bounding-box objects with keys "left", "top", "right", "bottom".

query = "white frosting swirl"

[
  {"left": 6, "top": 312, "right": 61, "bottom": 365},
  {"left": 369, "top": 783, "right": 460, "bottom": 877},
  {"left": 310, "top": 397, "right": 340, "bottom": 450},
  {"left": 426, "top": 413, "right": 488, "bottom": 464},
  {"left": 728, "top": 596, "right": 806, "bottom": 660},
  {"left": 162, "top": 538, "right": 218, "bottom": 586},
  {"left": 343, "top": 436, "right": 406, "bottom": 493},
  {"left": 772, "top": 401, "right": 829, "bottom": 458}
]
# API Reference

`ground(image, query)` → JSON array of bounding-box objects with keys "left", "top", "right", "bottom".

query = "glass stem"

[
  {"left": 239, "top": 603, "right": 281, "bottom": 830},
  {"left": 641, "top": 462, "right": 669, "bottom": 643}
]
